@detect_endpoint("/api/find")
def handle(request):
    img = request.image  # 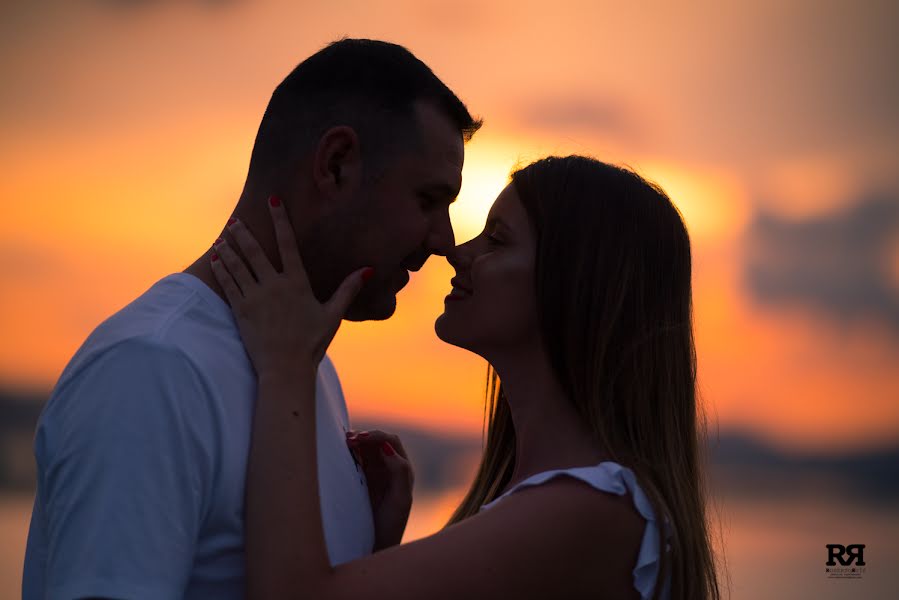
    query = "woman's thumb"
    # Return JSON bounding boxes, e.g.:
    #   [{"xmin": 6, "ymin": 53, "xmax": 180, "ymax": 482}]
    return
[{"xmin": 326, "ymin": 266, "xmax": 373, "ymax": 322}]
